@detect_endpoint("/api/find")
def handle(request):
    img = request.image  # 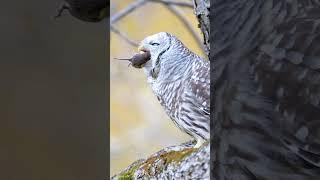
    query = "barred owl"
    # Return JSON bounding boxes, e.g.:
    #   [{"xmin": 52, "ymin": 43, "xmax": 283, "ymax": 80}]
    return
[{"xmin": 137, "ymin": 32, "xmax": 210, "ymax": 148}]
